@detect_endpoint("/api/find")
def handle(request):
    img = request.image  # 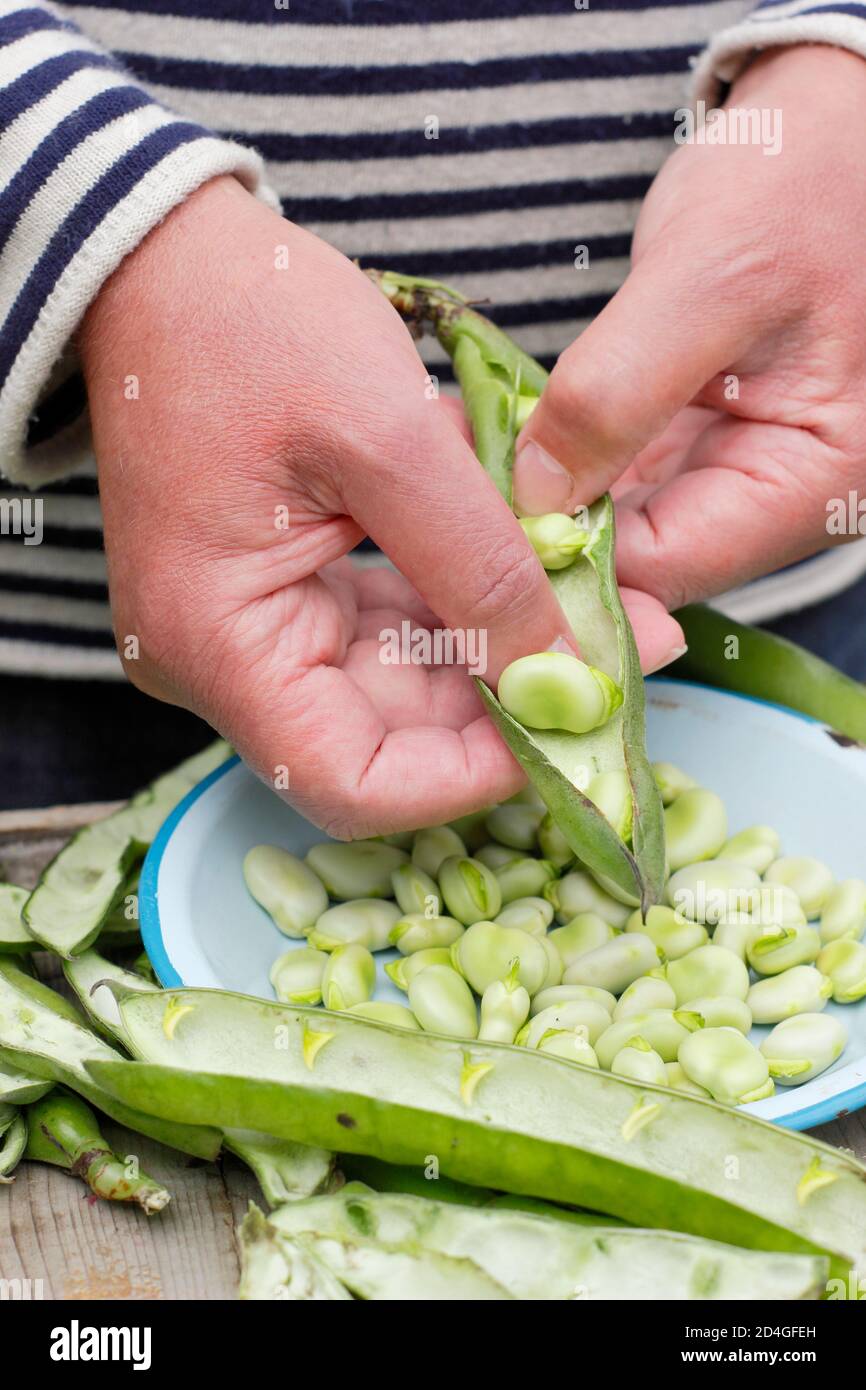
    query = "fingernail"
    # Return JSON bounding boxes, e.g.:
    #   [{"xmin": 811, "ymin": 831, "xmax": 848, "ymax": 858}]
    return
[
  {"xmin": 513, "ymin": 440, "xmax": 572, "ymax": 516},
  {"xmin": 547, "ymin": 633, "xmax": 578, "ymax": 655},
  {"xmin": 646, "ymin": 643, "xmax": 688, "ymax": 675}
]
